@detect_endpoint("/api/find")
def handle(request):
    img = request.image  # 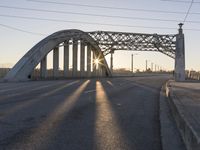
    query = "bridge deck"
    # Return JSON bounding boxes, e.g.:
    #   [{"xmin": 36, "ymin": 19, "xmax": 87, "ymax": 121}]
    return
[{"xmin": 0, "ymin": 76, "xmax": 170, "ymax": 150}]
